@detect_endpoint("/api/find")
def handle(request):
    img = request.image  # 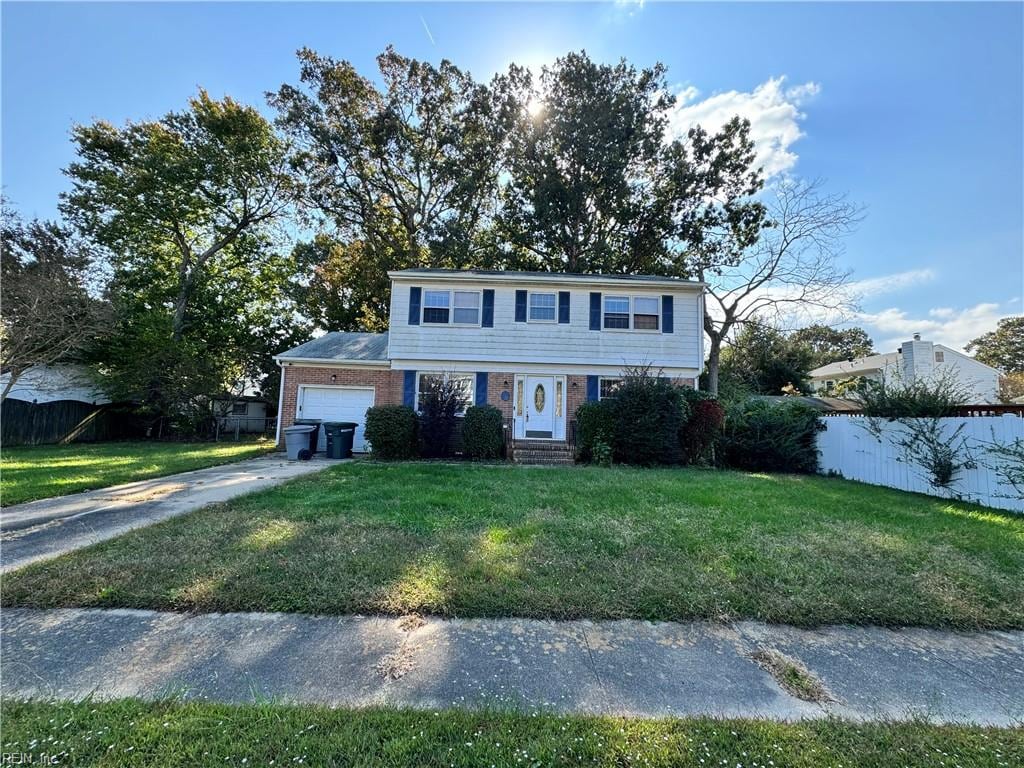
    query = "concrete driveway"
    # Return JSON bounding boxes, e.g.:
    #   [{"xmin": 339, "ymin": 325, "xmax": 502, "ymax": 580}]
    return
[{"xmin": 1, "ymin": 454, "xmax": 333, "ymax": 573}]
